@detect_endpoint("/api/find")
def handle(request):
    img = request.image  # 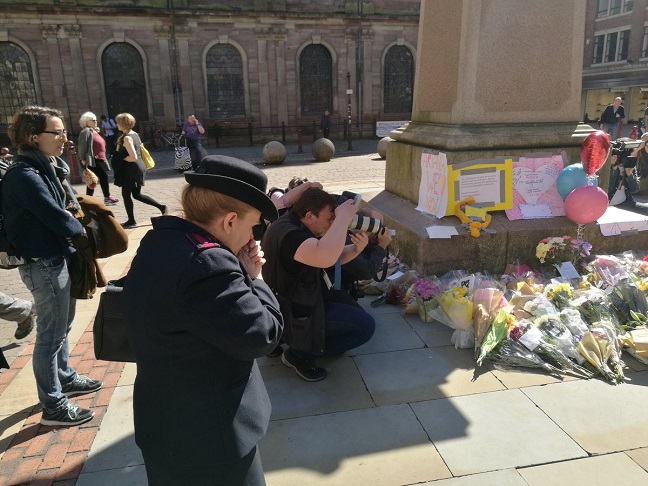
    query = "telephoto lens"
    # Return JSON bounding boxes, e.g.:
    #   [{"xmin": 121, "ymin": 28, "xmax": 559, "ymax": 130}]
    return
[{"xmin": 348, "ymin": 214, "xmax": 383, "ymax": 233}]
